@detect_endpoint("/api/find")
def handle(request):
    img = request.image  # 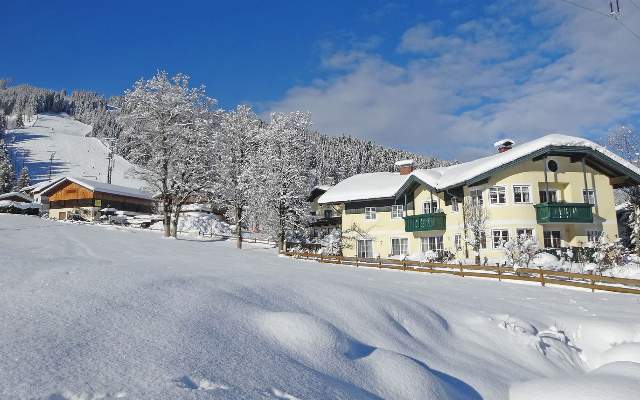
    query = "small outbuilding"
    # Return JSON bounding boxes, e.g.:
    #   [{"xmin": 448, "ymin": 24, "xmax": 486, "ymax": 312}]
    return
[{"xmin": 39, "ymin": 177, "xmax": 154, "ymax": 221}]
